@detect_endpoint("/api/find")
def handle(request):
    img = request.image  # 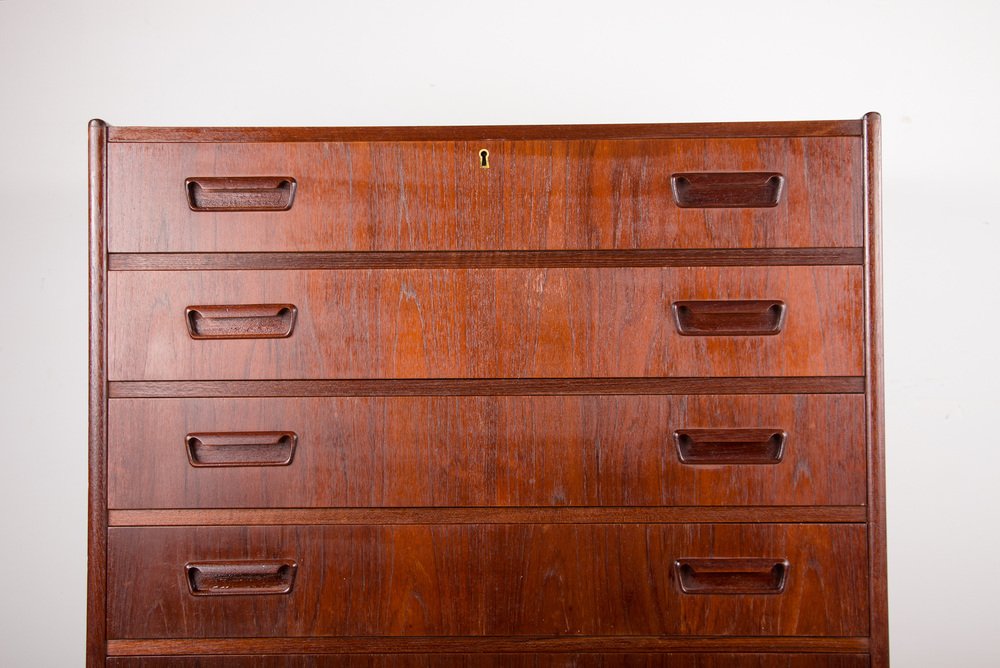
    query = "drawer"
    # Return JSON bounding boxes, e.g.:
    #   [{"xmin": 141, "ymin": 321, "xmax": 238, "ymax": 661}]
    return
[
  {"xmin": 106, "ymin": 654, "xmax": 872, "ymax": 667},
  {"xmin": 107, "ymin": 138, "xmax": 862, "ymax": 252},
  {"xmin": 107, "ymin": 267, "xmax": 863, "ymax": 380},
  {"xmin": 107, "ymin": 523, "xmax": 868, "ymax": 638},
  {"xmin": 109, "ymin": 395, "xmax": 866, "ymax": 508}
]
